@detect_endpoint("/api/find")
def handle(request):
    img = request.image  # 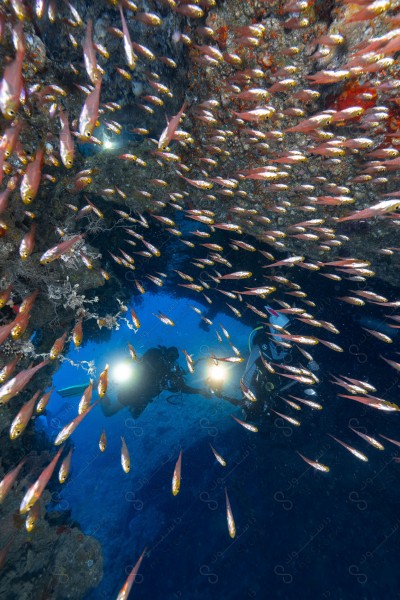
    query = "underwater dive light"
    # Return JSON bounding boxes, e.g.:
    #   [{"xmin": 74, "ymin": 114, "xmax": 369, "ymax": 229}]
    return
[
  {"xmin": 207, "ymin": 363, "xmax": 227, "ymax": 384},
  {"xmin": 103, "ymin": 137, "xmax": 114, "ymax": 150},
  {"xmin": 111, "ymin": 361, "xmax": 134, "ymax": 384}
]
